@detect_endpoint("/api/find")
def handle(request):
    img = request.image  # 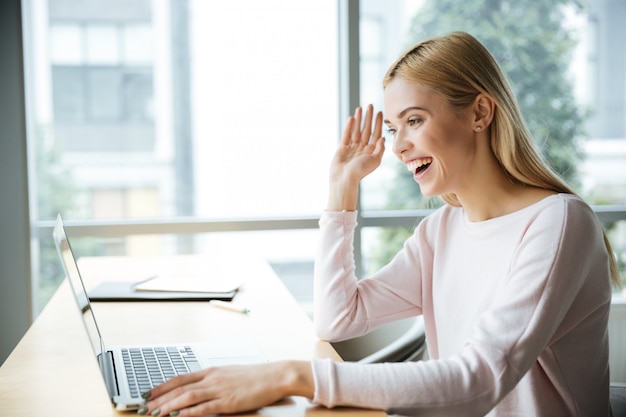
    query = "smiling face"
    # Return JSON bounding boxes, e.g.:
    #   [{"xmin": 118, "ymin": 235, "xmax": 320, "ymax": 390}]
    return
[{"xmin": 384, "ymin": 77, "xmax": 480, "ymax": 197}]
